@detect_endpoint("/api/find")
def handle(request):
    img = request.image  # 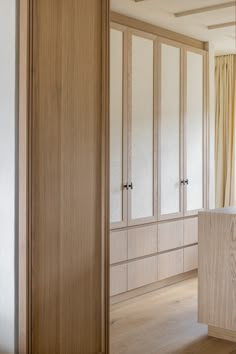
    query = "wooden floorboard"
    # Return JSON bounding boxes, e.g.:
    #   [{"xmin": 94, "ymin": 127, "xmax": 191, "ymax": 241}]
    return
[{"xmin": 110, "ymin": 277, "xmax": 236, "ymax": 354}]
